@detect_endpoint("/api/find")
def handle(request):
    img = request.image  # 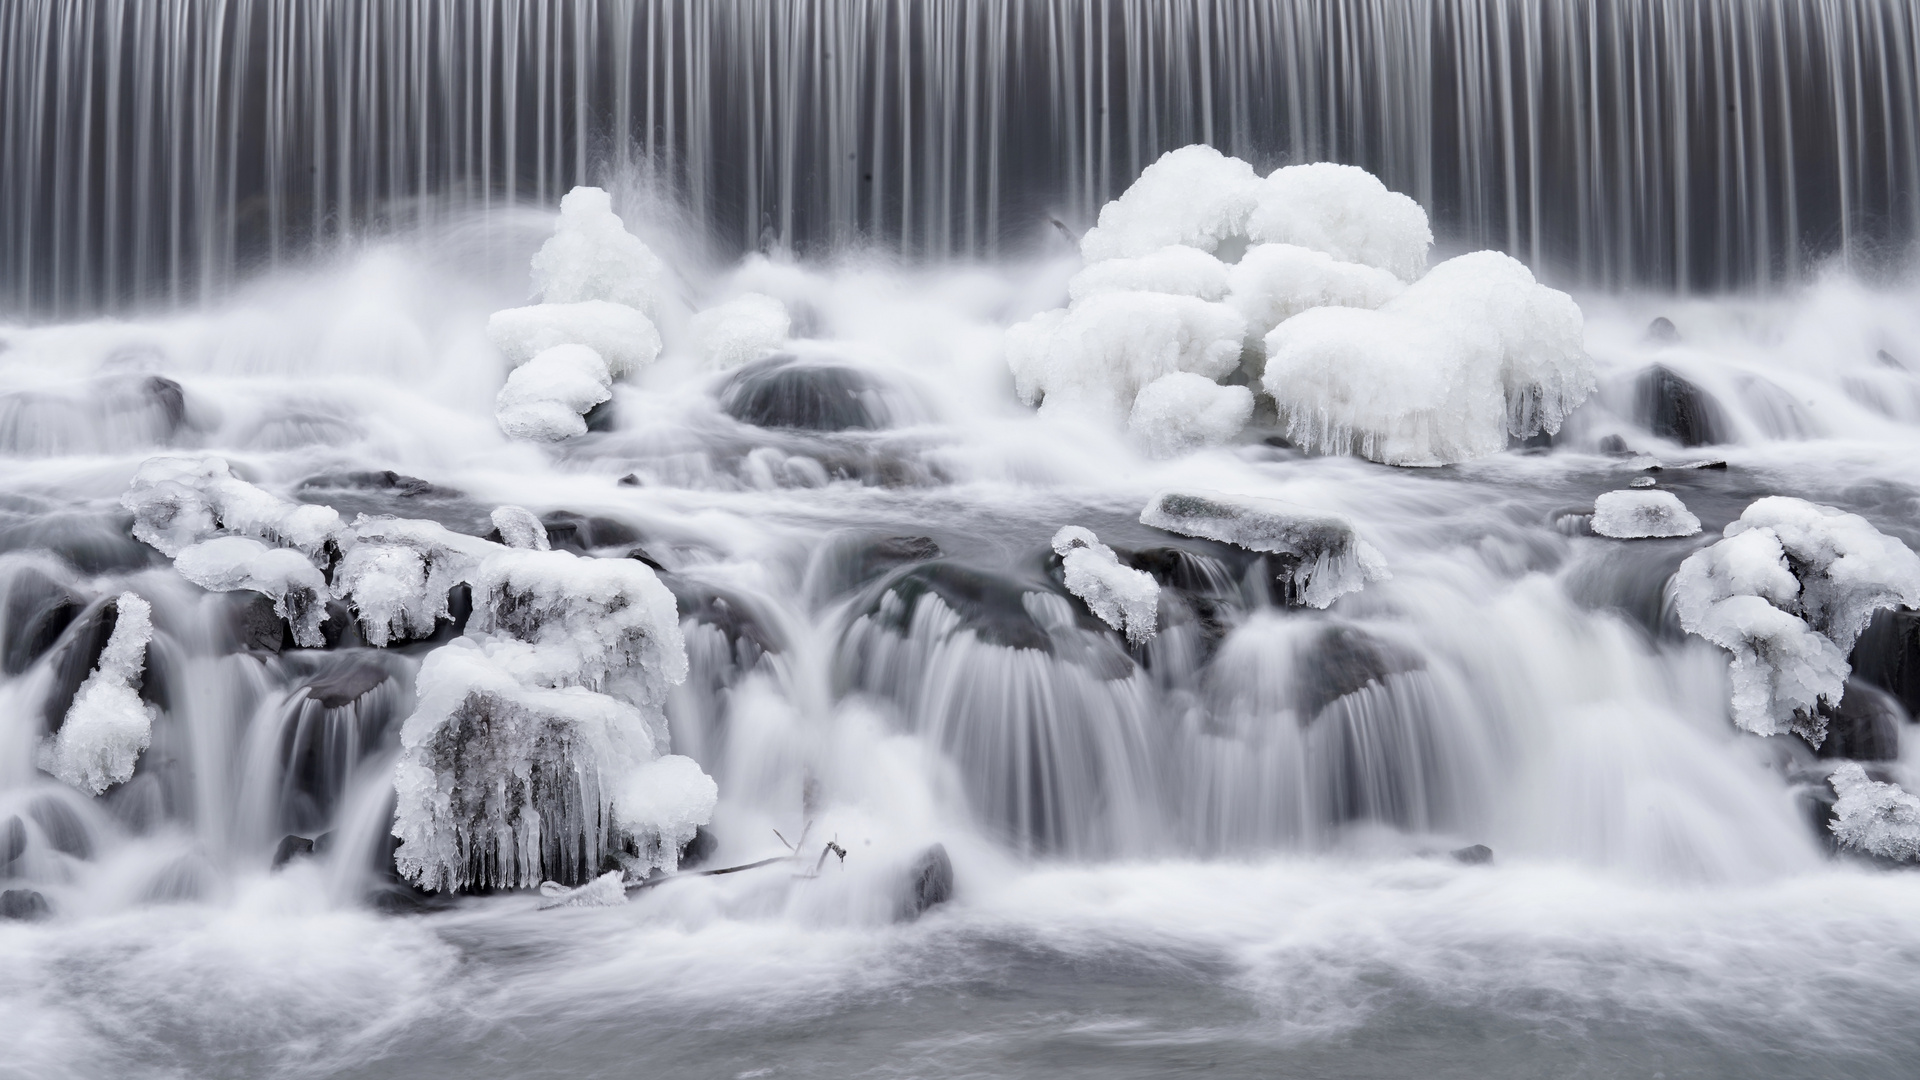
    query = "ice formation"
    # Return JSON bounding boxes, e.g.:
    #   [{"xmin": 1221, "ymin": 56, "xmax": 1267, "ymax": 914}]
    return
[
  {"xmin": 40, "ymin": 593, "xmax": 157, "ymax": 795},
  {"xmin": 1672, "ymin": 497, "xmax": 1920, "ymax": 740},
  {"xmin": 333, "ymin": 516, "xmax": 498, "ymax": 647},
  {"xmin": 1052, "ymin": 526, "xmax": 1160, "ymax": 645},
  {"xmin": 392, "ymin": 548, "xmax": 708, "ymax": 892},
  {"xmin": 1078, "ymin": 145, "xmax": 1259, "ymax": 262},
  {"xmin": 1068, "ymin": 246, "xmax": 1231, "ymax": 303},
  {"xmin": 538, "ymin": 870, "xmax": 630, "ymax": 909},
  {"xmin": 124, "ymin": 455, "xmax": 343, "ymax": 559},
  {"xmin": 495, "ymin": 344, "xmax": 614, "ymax": 442},
  {"xmin": 1262, "ymin": 251, "xmax": 1590, "ymax": 465},
  {"xmin": 1591, "ymin": 489, "xmax": 1702, "ymax": 539},
  {"xmin": 1245, "ymin": 162, "xmax": 1434, "ymax": 282},
  {"xmin": 1140, "ymin": 489, "xmax": 1389, "ymax": 608},
  {"xmin": 486, "ymin": 301, "xmax": 663, "ymax": 377},
  {"xmin": 690, "ymin": 292, "xmax": 790, "ymax": 370},
  {"xmin": 1224, "ymin": 243, "xmax": 1405, "ymax": 347},
  {"xmin": 1828, "ymin": 763, "xmax": 1920, "ymax": 862},
  {"xmin": 176, "ymin": 536, "xmax": 332, "ymax": 647},
  {"xmin": 528, "ymin": 186, "xmax": 672, "ymax": 321},
  {"xmin": 1127, "ymin": 372, "xmax": 1254, "ymax": 457},
  {"xmin": 490, "ymin": 506, "xmax": 552, "ymax": 551},
  {"xmin": 1005, "ymin": 293, "xmax": 1246, "ymax": 423}
]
